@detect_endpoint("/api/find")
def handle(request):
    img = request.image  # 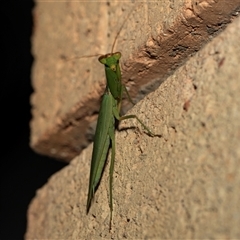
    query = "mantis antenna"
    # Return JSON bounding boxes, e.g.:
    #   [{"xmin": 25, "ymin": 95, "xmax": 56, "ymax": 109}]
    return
[
  {"xmin": 65, "ymin": 4, "xmax": 140, "ymax": 61},
  {"xmin": 111, "ymin": 3, "xmax": 140, "ymax": 53}
]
